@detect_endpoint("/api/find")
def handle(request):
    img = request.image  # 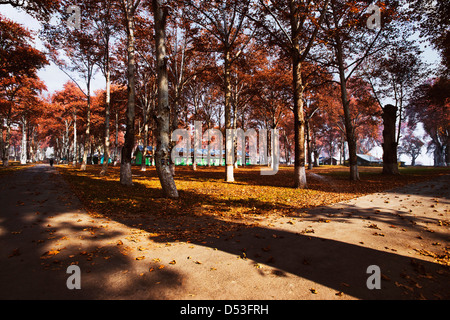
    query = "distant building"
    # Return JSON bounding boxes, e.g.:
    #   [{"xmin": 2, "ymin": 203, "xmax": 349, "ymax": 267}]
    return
[
  {"xmin": 319, "ymin": 156, "xmax": 339, "ymax": 165},
  {"xmin": 356, "ymin": 154, "xmax": 382, "ymax": 166}
]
